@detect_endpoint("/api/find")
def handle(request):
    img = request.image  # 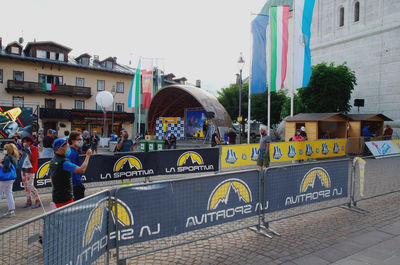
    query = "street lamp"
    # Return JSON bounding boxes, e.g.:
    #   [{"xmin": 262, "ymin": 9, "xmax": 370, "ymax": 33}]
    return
[
  {"xmin": 111, "ymin": 85, "xmax": 116, "ymax": 137},
  {"xmin": 237, "ymin": 52, "xmax": 245, "ymax": 144}
]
